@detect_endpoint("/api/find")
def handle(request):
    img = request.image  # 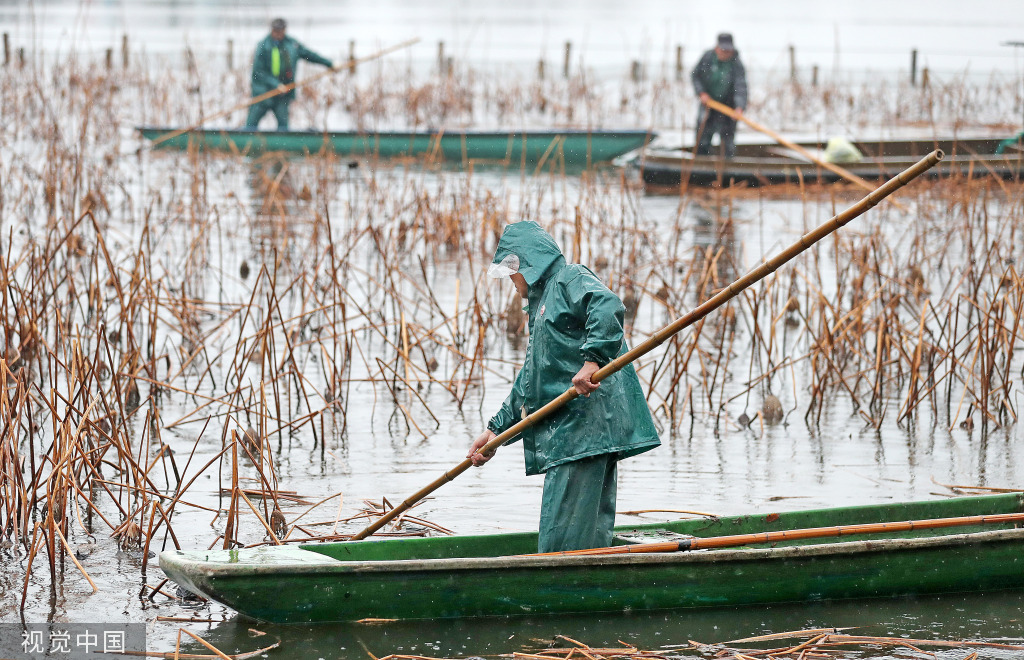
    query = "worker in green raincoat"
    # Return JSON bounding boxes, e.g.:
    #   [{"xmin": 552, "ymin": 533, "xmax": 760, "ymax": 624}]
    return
[
  {"xmin": 468, "ymin": 221, "xmax": 660, "ymax": 553},
  {"xmin": 246, "ymin": 18, "xmax": 334, "ymax": 130}
]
